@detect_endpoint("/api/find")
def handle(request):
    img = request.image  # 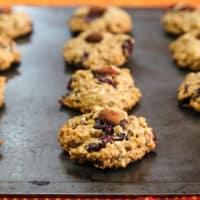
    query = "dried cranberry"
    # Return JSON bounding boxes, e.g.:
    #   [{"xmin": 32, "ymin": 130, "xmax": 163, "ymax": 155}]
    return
[
  {"xmin": 94, "ymin": 73, "xmax": 117, "ymax": 88},
  {"xmin": 94, "ymin": 119, "xmax": 114, "ymax": 134},
  {"xmin": 86, "ymin": 7, "xmax": 107, "ymax": 22},
  {"xmin": 81, "ymin": 51, "xmax": 89, "ymax": 61},
  {"xmin": 122, "ymin": 39, "xmax": 133, "ymax": 57},
  {"xmin": 85, "ymin": 33, "xmax": 103, "ymax": 43},
  {"xmin": 115, "ymin": 133, "xmax": 129, "ymax": 141},
  {"xmin": 100, "ymin": 134, "xmax": 114, "ymax": 144},
  {"xmin": 86, "ymin": 142, "xmax": 104, "ymax": 152}
]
